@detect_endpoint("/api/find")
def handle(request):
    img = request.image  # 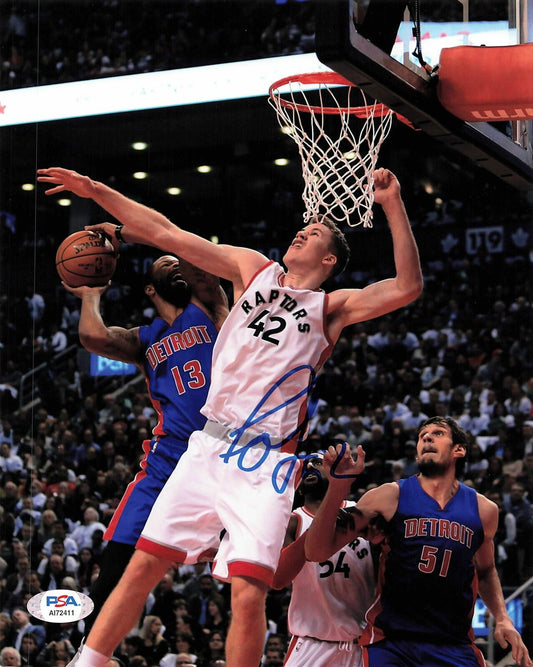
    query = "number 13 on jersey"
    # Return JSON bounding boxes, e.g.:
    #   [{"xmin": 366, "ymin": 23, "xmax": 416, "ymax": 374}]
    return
[{"xmin": 171, "ymin": 360, "xmax": 206, "ymax": 395}]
